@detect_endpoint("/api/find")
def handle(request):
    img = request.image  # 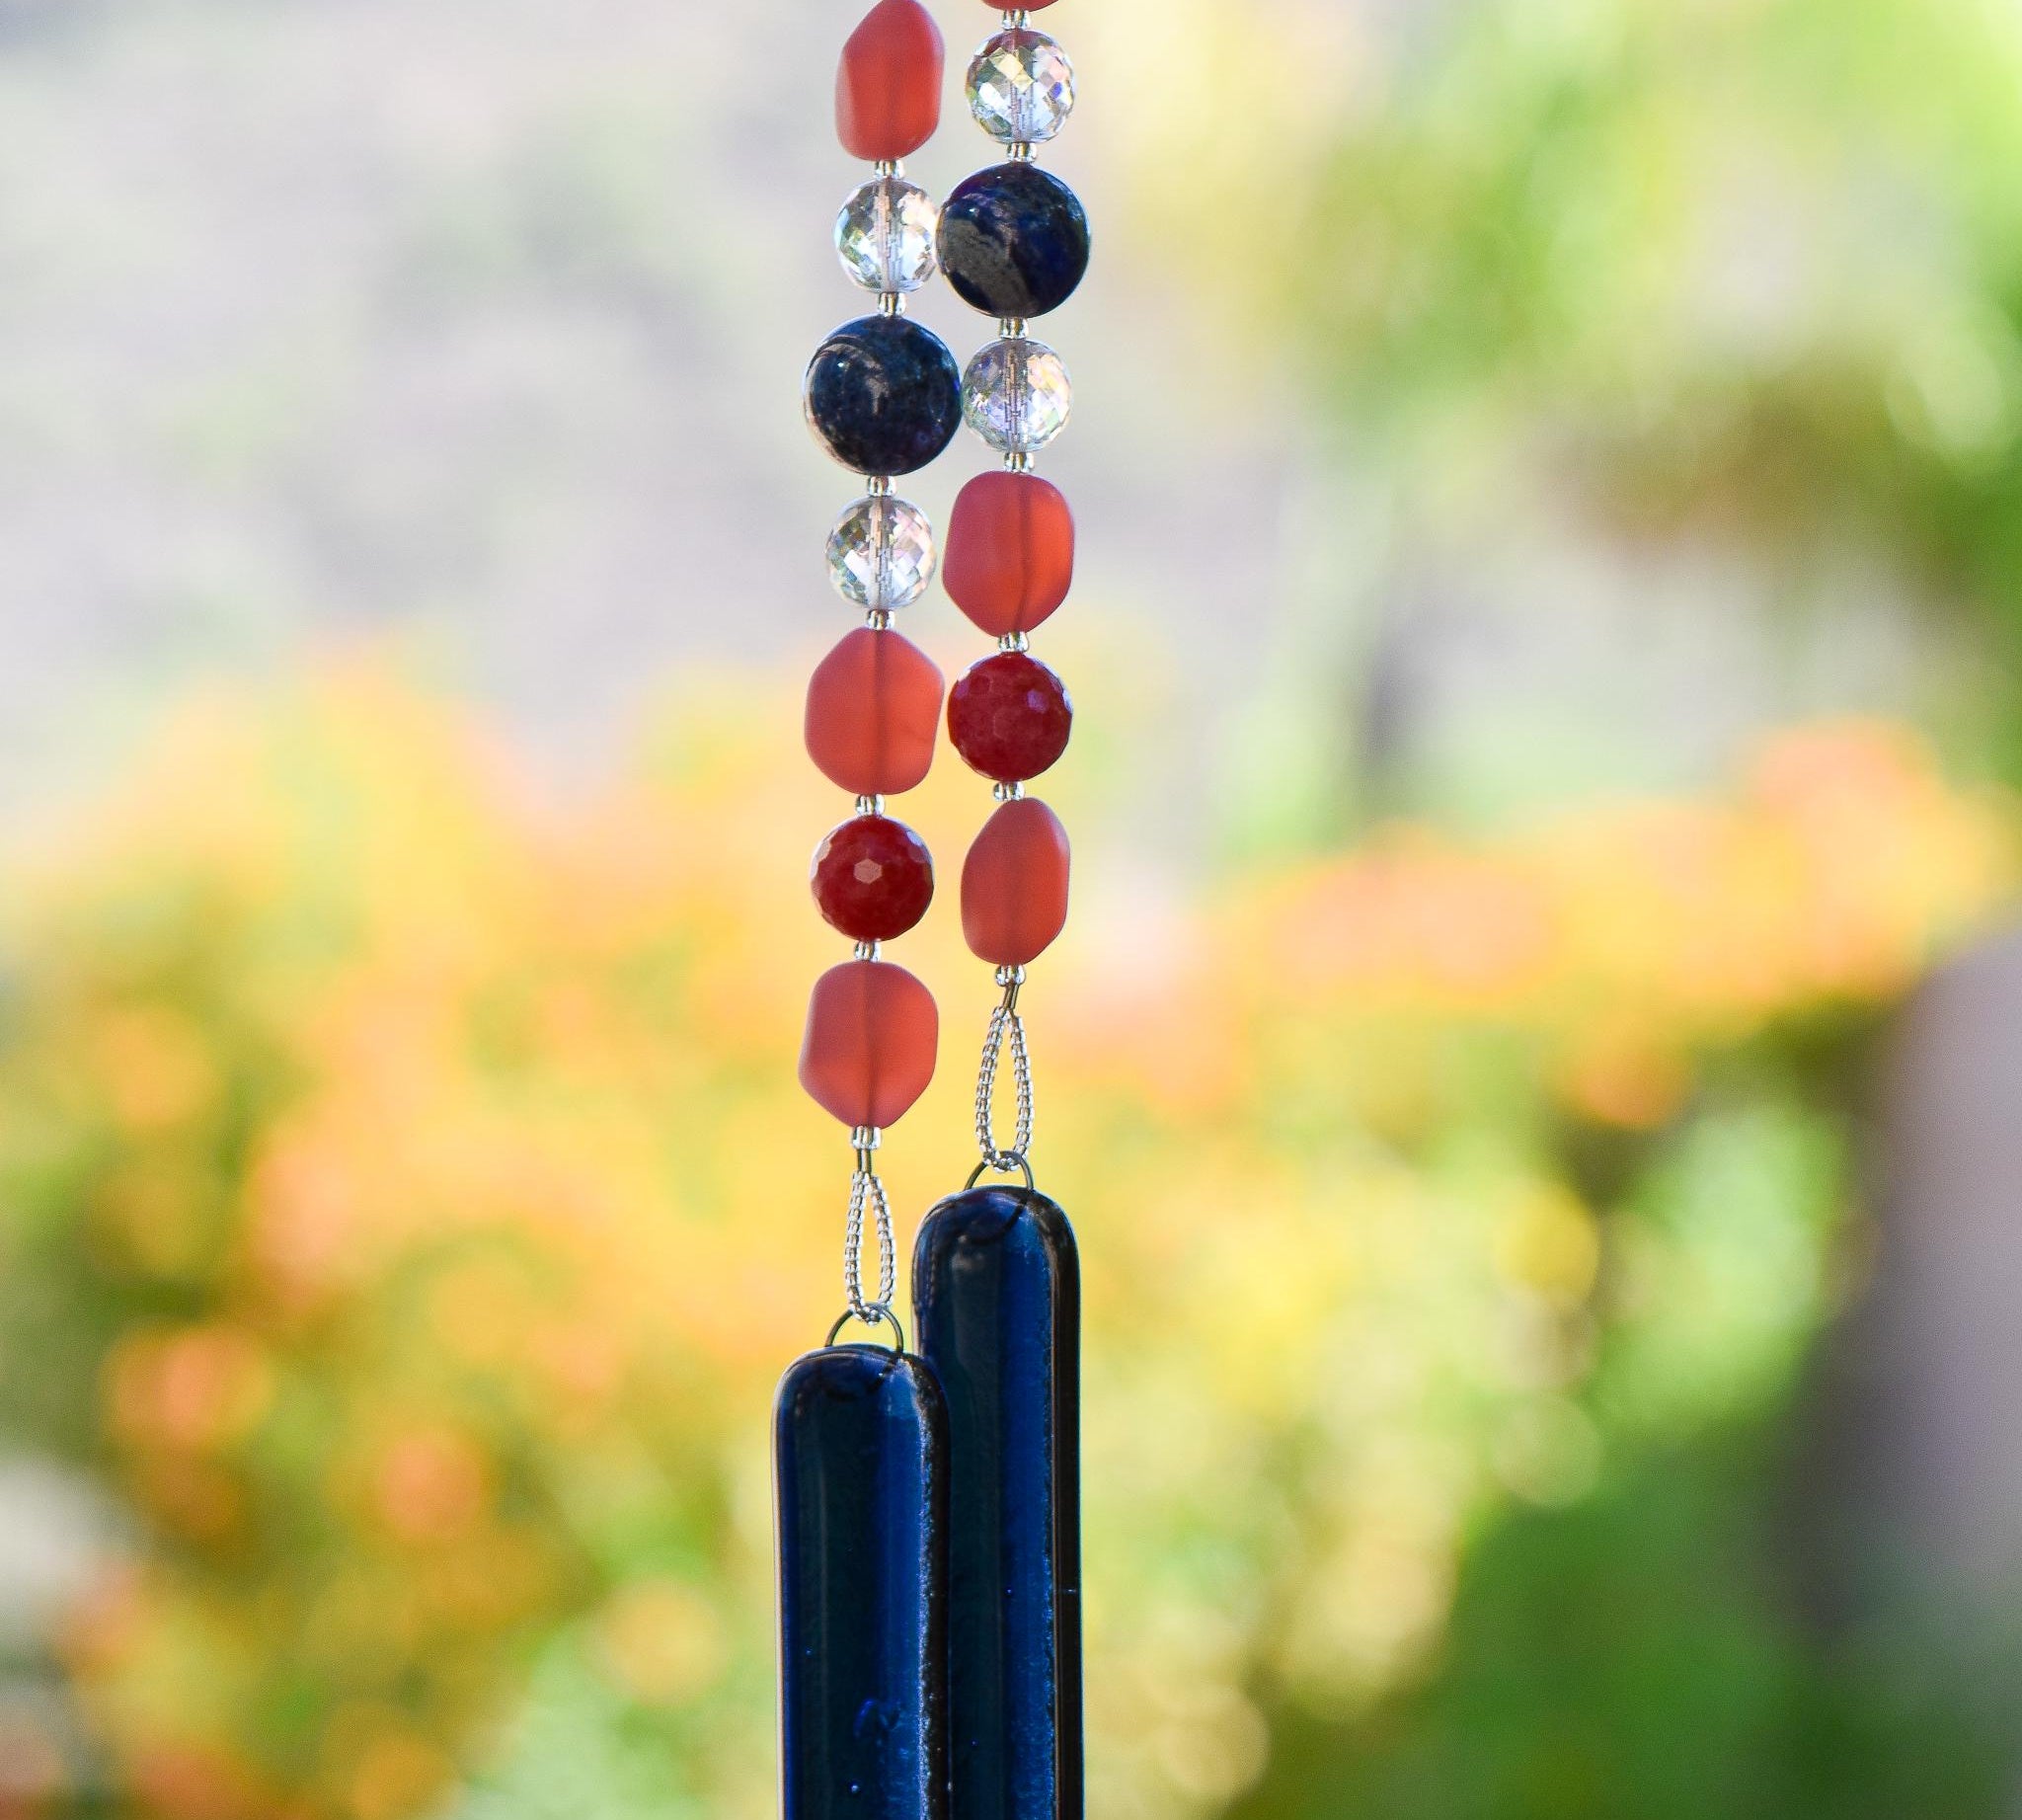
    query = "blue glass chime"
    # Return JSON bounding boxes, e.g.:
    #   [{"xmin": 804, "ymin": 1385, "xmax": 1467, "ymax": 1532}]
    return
[{"xmin": 775, "ymin": 1180, "xmax": 1081, "ymax": 1820}]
